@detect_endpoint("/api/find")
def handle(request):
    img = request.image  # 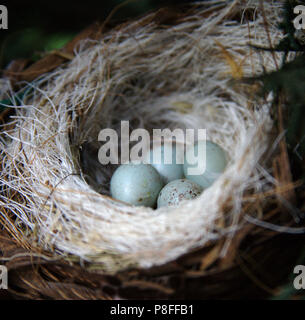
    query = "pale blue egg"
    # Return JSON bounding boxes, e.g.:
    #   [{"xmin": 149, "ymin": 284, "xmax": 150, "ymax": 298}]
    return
[
  {"xmin": 157, "ymin": 179, "xmax": 203, "ymax": 208},
  {"xmin": 110, "ymin": 163, "xmax": 164, "ymax": 208},
  {"xmin": 144, "ymin": 143, "xmax": 184, "ymax": 184},
  {"xmin": 183, "ymin": 140, "xmax": 227, "ymax": 188}
]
